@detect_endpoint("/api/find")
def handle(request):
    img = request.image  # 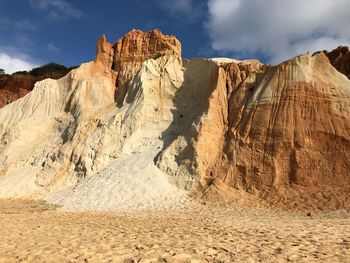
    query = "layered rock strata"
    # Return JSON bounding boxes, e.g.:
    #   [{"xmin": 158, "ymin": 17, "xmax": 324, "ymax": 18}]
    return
[
  {"xmin": 202, "ymin": 54, "xmax": 350, "ymax": 209},
  {"xmin": 0, "ymin": 29, "xmax": 349, "ymax": 210}
]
